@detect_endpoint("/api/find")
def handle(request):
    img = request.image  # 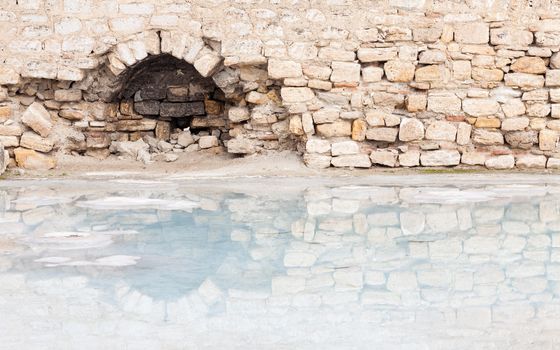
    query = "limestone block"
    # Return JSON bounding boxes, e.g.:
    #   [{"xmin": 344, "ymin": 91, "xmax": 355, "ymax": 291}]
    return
[
  {"xmin": 552, "ymin": 105, "xmax": 560, "ymax": 119},
  {"xmin": 352, "ymin": 119, "xmax": 367, "ymax": 141},
  {"xmin": 490, "ymin": 28, "xmax": 533, "ymax": 46},
  {"xmin": 547, "ymin": 158, "xmax": 560, "ymax": 169},
  {"xmin": 115, "ymin": 119, "xmax": 157, "ymax": 132},
  {"xmin": 331, "ymin": 154, "xmax": 371, "ymax": 168},
  {"xmin": 303, "ymin": 65, "xmax": 332, "ymax": 80},
  {"xmin": 281, "ymin": 87, "xmax": 314, "ymax": 103},
  {"xmin": 308, "ymin": 80, "xmax": 332, "ymax": 91},
  {"xmin": 318, "ymin": 47, "xmax": 355, "ymax": 61},
  {"xmin": 193, "ymin": 53, "xmax": 222, "ymax": 78},
  {"xmin": 413, "ymin": 27, "xmax": 442, "ymax": 42},
  {"xmin": 365, "ymin": 110, "xmax": 386, "ymax": 126},
  {"xmin": 539, "ymin": 129, "xmax": 558, "ymax": 151},
  {"xmin": 108, "ymin": 17, "xmax": 145, "ymax": 34},
  {"xmin": 415, "ymin": 65, "xmax": 446, "ymax": 83},
  {"xmin": 399, "ymin": 150, "xmax": 420, "ymax": 167},
  {"xmin": 504, "ymin": 73, "xmax": 545, "ymax": 90},
  {"xmin": 331, "ymin": 141, "xmax": 359, "ymax": 156},
  {"xmin": 462, "ymin": 151, "xmax": 488, "ymax": 165},
  {"xmin": 384, "ymin": 60, "xmax": 415, "ymax": 82},
  {"xmin": 472, "ymin": 68, "xmax": 504, "ymax": 81},
  {"xmin": 370, "ymin": 150, "xmax": 398, "ymax": 167},
  {"xmin": 502, "ymin": 99, "xmax": 526, "ymax": 117},
  {"xmin": 362, "ymin": 66, "xmax": 384, "ymax": 82},
  {"xmin": 454, "ymin": 22, "xmax": 489, "ymax": 44},
  {"xmin": 357, "ymin": 48, "xmax": 397, "ymax": 62},
  {"xmin": 384, "ymin": 114, "xmax": 401, "ymax": 127},
  {"xmin": 418, "ymin": 50, "xmax": 446, "ymax": 64},
  {"xmin": 289, "ymin": 115, "xmax": 304, "ymax": 135},
  {"xmin": 0, "ymin": 136, "xmax": 19, "ymax": 147},
  {"xmin": 457, "ymin": 123, "xmax": 472, "ymax": 145},
  {"xmin": 313, "ymin": 108, "xmax": 340, "ymax": 124},
  {"xmin": 399, "ymin": 118, "xmax": 424, "ymax": 141},
  {"xmin": 302, "ymin": 113, "xmax": 315, "ymax": 134},
  {"xmin": 177, "ymin": 131, "xmax": 195, "ymax": 148},
  {"xmin": 526, "ymin": 103, "xmax": 550, "ymax": 117},
  {"xmin": 227, "ymin": 138, "xmax": 257, "ymax": 154},
  {"xmin": 268, "ymin": 59, "xmax": 302, "ymax": 79},
  {"xmin": 462, "ymin": 98, "xmax": 500, "ymax": 117},
  {"xmin": 511, "ymin": 57, "xmax": 546, "ymax": 74},
  {"xmin": 516, "ymin": 154, "xmax": 547, "ymax": 169},
  {"xmin": 475, "ymin": 117, "xmax": 501, "ymax": 128},
  {"xmin": 473, "ymin": 129, "xmax": 504, "ymax": 145},
  {"xmin": 405, "ymin": 95, "xmax": 427, "ymax": 112},
  {"xmin": 198, "ymin": 136, "xmax": 219, "ymax": 149},
  {"xmin": 427, "ymin": 93, "xmax": 462, "ymax": 114},
  {"xmin": 420, "ymin": 150, "xmax": 461, "ymax": 166},
  {"xmin": 304, "ymin": 153, "xmax": 331, "ymax": 169},
  {"xmin": 485, "ymin": 155, "xmax": 514, "ymax": 170},
  {"xmin": 155, "ymin": 121, "xmax": 170, "ymax": 141},
  {"xmin": 134, "ymin": 101, "xmax": 160, "ymax": 116},
  {"xmin": 551, "ymin": 52, "xmax": 560, "ymax": 69},
  {"xmin": 505, "ymin": 131, "xmax": 538, "ymax": 149},
  {"xmin": 425, "ymin": 121, "xmax": 457, "ymax": 141},
  {"xmin": 306, "ymin": 138, "xmax": 331, "ymax": 154},
  {"xmin": 0, "ymin": 67, "xmax": 20, "ymax": 85},
  {"xmin": 366, "ymin": 127, "xmax": 398, "ymax": 142},
  {"xmin": 316, "ymin": 120, "xmax": 352, "ymax": 137},
  {"xmin": 228, "ymin": 107, "xmax": 250, "ymax": 123},
  {"xmin": 330, "ymin": 62, "xmax": 361, "ymax": 84},
  {"xmin": 502, "ymin": 117, "xmax": 529, "ymax": 131},
  {"xmin": 523, "ymin": 89, "xmax": 552, "ymax": 102},
  {"xmin": 546, "ymin": 70, "xmax": 560, "ymax": 87},
  {"xmin": 14, "ymin": 147, "xmax": 56, "ymax": 170},
  {"xmin": 0, "ymin": 124, "xmax": 23, "ymax": 137},
  {"xmin": 21, "ymin": 102, "xmax": 53, "ymax": 138},
  {"xmin": 452, "ymin": 61, "xmax": 472, "ymax": 81},
  {"xmin": 20, "ymin": 132, "xmax": 53, "ymax": 153}
]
